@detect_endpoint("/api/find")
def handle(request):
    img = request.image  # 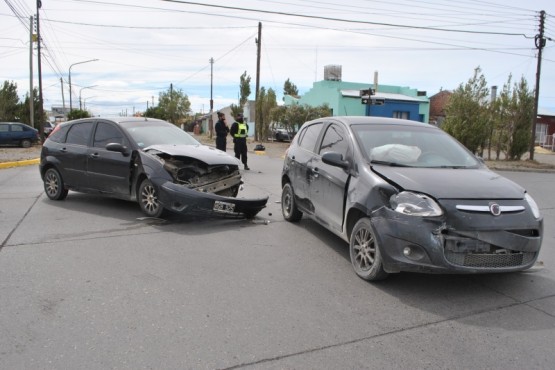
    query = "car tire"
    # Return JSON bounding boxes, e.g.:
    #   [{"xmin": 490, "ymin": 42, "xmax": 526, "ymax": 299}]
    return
[
  {"xmin": 350, "ymin": 218, "xmax": 388, "ymax": 281},
  {"xmin": 21, "ymin": 139, "xmax": 32, "ymax": 148},
  {"xmin": 43, "ymin": 168, "xmax": 69, "ymax": 200},
  {"xmin": 281, "ymin": 182, "xmax": 302, "ymax": 222},
  {"xmin": 138, "ymin": 178, "xmax": 165, "ymax": 218}
]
